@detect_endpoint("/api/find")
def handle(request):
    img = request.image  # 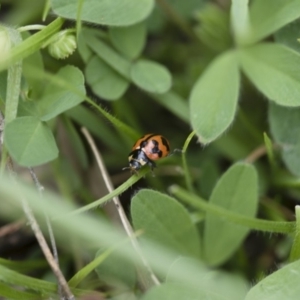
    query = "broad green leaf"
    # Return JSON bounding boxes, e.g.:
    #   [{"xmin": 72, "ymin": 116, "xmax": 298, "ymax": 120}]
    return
[
  {"xmin": 84, "ymin": 29, "xmax": 172, "ymax": 96},
  {"xmin": 140, "ymin": 283, "xmax": 201, "ymax": 300},
  {"xmin": 130, "ymin": 59, "xmax": 172, "ymax": 94},
  {"xmin": 204, "ymin": 163, "xmax": 258, "ymax": 266},
  {"xmin": 38, "ymin": 65, "xmax": 85, "ymax": 121},
  {"xmin": 51, "ymin": 0, "xmax": 154, "ymax": 26},
  {"xmin": 109, "ymin": 22, "xmax": 146, "ymax": 60},
  {"xmin": 194, "ymin": 4, "xmax": 232, "ymax": 52},
  {"xmin": 189, "ymin": 50, "xmax": 240, "ymax": 144},
  {"xmin": 269, "ymin": 102, "xmax": 300, "ymax": 176},
  {"xmin": 95, "ymin": 248, "xmax": 136, "ymax": 288},
  {"xmin": 245, "ymin": 259, "xmax": 300, "ymax": 300},
  {"xmin": 131, "ymin": 189, "xmax": 201, "ymax": 266},
  {"xmin": 167, "ymin": 257, "xmax": 248, "ymax": 300},
  {"xmin": 248, "ymin": 0, "xmax": 300, "ymax": 44},
  {"xmin": 239, "ymin": 43, "xmax": 300, "ymax": 106},
  {"xmin": 4, "ymin": 116, "xmax": 58, "ymax": 166},
  {"xmin": 84, "ymin": 29, "xmax": 131, "ymax": 78},
  {"xmin": 274, "ymin": 19, "xmax": 300, "ymax": 53},
  {"xmin": 85, "ymin": 56, "xmax": 129, "ymax": 100}
]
